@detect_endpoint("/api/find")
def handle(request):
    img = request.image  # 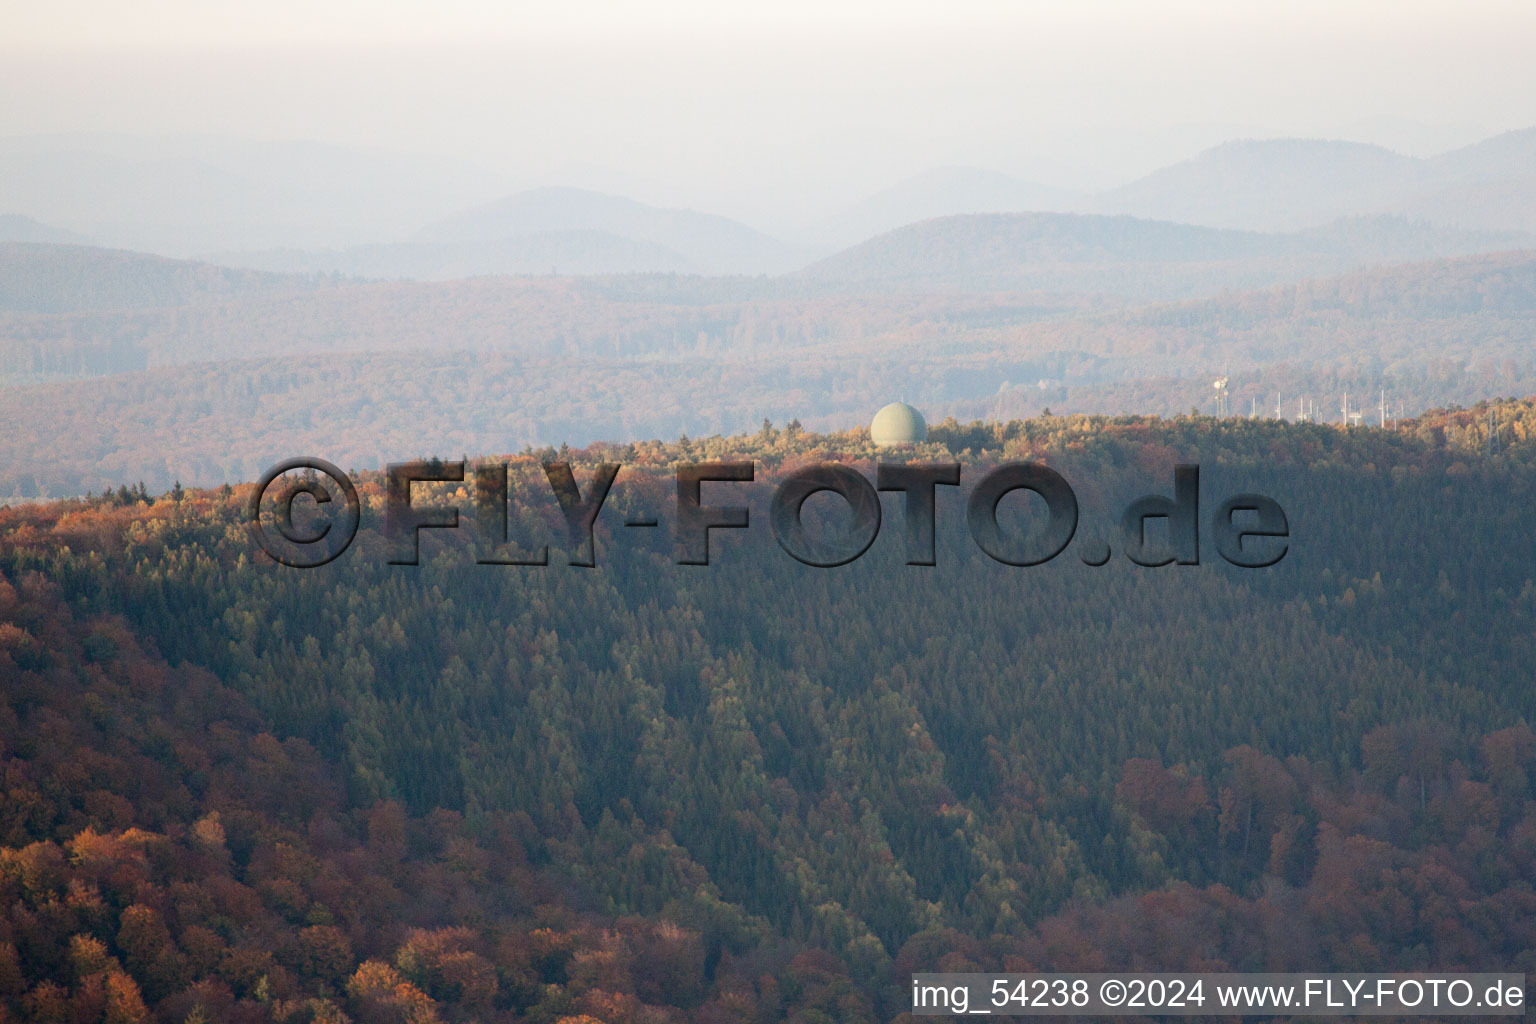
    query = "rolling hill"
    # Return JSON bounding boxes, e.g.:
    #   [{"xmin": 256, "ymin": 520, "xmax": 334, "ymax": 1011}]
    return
[
  {"xmin": 1424, "ymin": 125, "xmax": 1536, "ymax": 183},
  {"xmin": 0, "ymin": 242, "xmax": 335, "ymax": 314},
  {"xmin": 3, "ymin": 405, "xmax": 1536, "ymax": 1019},
  {"xmin": 1390, "ymin": 176, "xmax": 1536, "ymax": 235},
  {"xmin": 3, "ymin": 249, "xmax": 1534, "ymax": 497},
  {"xmin": 793, "ymin": 210, "xmax": 1533, "ymax": 295},
  {"xmin": 212, "ymin": 187, "xmax": 818, "ymax": 279},
  {"xmin": 410, "ymin": 186, "xmax": 814, "ymax": 276},
  {"xmin": 1093, "ymin": 139, "xmax": 1423, "ymax": 231},
  {"xmin": 214, "ymin": 230, "xmax": 699, "ymax": 279},
  {"xmin": 806, "ymin": 167, "xmax": 1080, "ymax": 248},
  {"xmin": 8, "ymin": 126, "xmax": 1535, "ymax": 282},
  {"xmin": 1094, "ymin": 130, "xmax": 1536, "ymax": 235},
  {"xmin": 0, "ymin": 214, "xmax": 89, "ymax": 245}
]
